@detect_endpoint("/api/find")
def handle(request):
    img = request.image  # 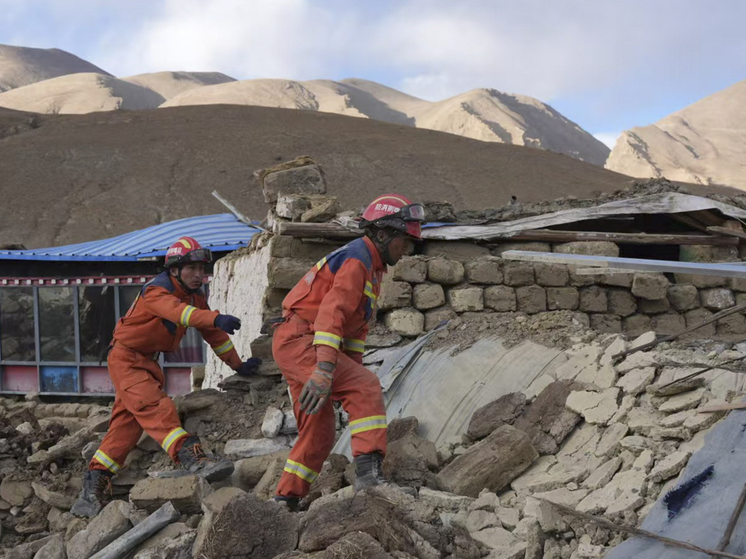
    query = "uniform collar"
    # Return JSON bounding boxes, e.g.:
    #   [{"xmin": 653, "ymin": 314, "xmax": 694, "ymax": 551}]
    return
[
  {"xmin": 363, "ymin": 236, "xmax": 386, "ymax": 271},
  {"xmin": 167, "ymin": 272, "xmax": 190, "ymax": 297}
]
